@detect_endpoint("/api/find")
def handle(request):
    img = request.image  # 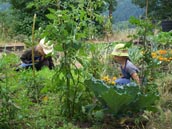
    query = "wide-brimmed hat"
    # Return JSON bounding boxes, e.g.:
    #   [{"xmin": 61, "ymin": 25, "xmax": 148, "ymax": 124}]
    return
[
  {"xmin": 111, "ymin": 43, "xmax": 129, "ymax": 57},
  {"xmin": 39, "ymin": 38, "xmax": 53, "ymax": 55}
]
